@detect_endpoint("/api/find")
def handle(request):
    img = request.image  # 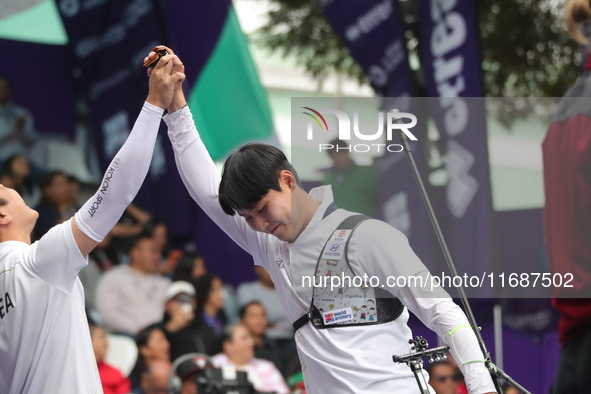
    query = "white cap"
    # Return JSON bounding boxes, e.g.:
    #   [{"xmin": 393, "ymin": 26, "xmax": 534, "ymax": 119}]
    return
[{"xmin": 165, "ymin": 281, "xmax": 196, "ymax": 301}]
